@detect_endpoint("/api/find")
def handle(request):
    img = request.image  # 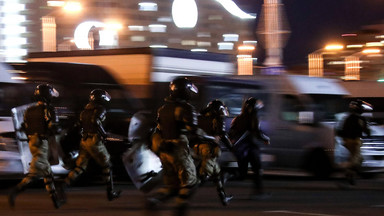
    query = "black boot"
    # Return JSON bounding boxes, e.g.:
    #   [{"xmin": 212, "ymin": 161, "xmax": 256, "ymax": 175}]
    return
[
  {"xmin": 106, "ymin": 170, "xmax": 122, "ymax": 201},
  {"xmin": 174, "ymin": 203, "xmax": 188, "ymax": 216},
  {"xmin": 346, "ymin": 170, "xmax": 356, "ymax": 186},
  {"xmin": 107, "ymin": 188, "xmax": 122, "ymax": 201},
  {"xmin": 8, "ymin": 187, "xmax": 21, "ymax": 208},
  {"xmin": 8, "ymin": 181, "xmax": 31, "ymax": 209},
  {"xmin": 218, "ymin": 190, "xmax": 233, "ymax": 206},
  {"xmin": 8, "ymin": 176, "xmax": 36, "ymax": 208},
  {"xmin": 215, "ymin": 175, "xmax": 233, "ymax": 206},
  {"xmin": 55, "ymin": 179, "xmax": 68, "ymax": 200},
  {"xmin": 50, "ymin": 191, "xmax": 65, "ymax": 209}
]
